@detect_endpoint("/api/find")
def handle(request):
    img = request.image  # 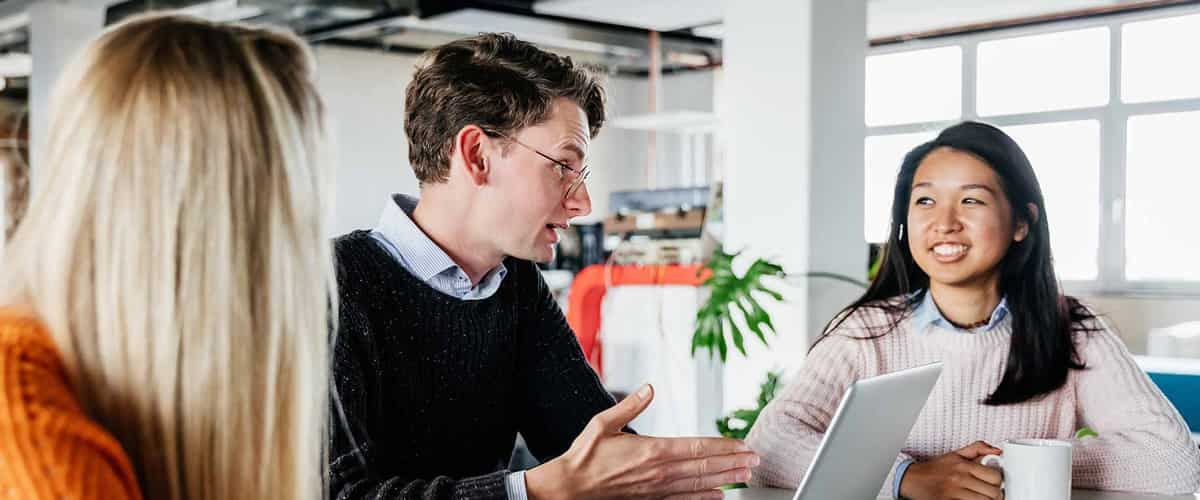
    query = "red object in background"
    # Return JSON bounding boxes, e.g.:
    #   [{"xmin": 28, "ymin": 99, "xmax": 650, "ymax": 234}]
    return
[{"xmin": 565, "ymin": 264, "xmax": 710, "ymax": 378}]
